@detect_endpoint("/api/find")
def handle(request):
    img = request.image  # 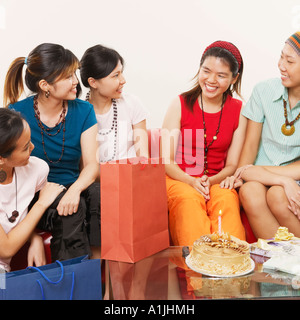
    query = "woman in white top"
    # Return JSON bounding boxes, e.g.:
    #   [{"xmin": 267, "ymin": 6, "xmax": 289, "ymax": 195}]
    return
[
  {"xmin": 0, "ymin": 109, "xmax": 63, "ymax": 271},
  {"xmin": 80, "ymin": 45, "xmax": 149, "ymax": 163}
]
